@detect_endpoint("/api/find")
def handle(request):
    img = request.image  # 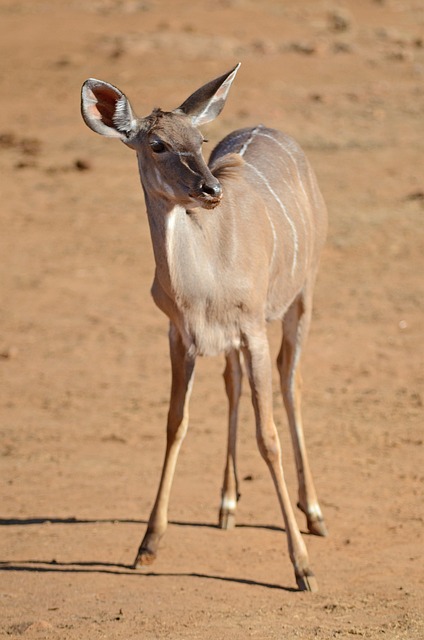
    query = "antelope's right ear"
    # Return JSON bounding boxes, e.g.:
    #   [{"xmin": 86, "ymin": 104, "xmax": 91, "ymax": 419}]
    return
[{"xmin": 81, "ymin": 78, "xmax": 138, "ymax": 141}]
